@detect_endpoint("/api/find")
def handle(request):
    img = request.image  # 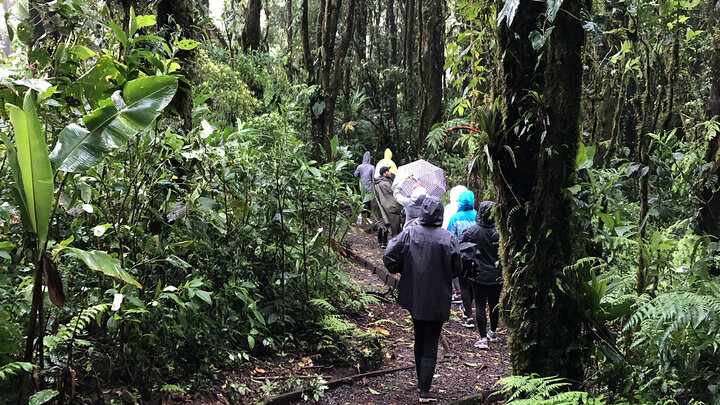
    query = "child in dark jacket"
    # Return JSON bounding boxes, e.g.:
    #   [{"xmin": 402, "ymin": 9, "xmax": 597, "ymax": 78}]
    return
[{"xmin": 459, "ymin": 201, "xmax": 503, "ymax": 350}]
